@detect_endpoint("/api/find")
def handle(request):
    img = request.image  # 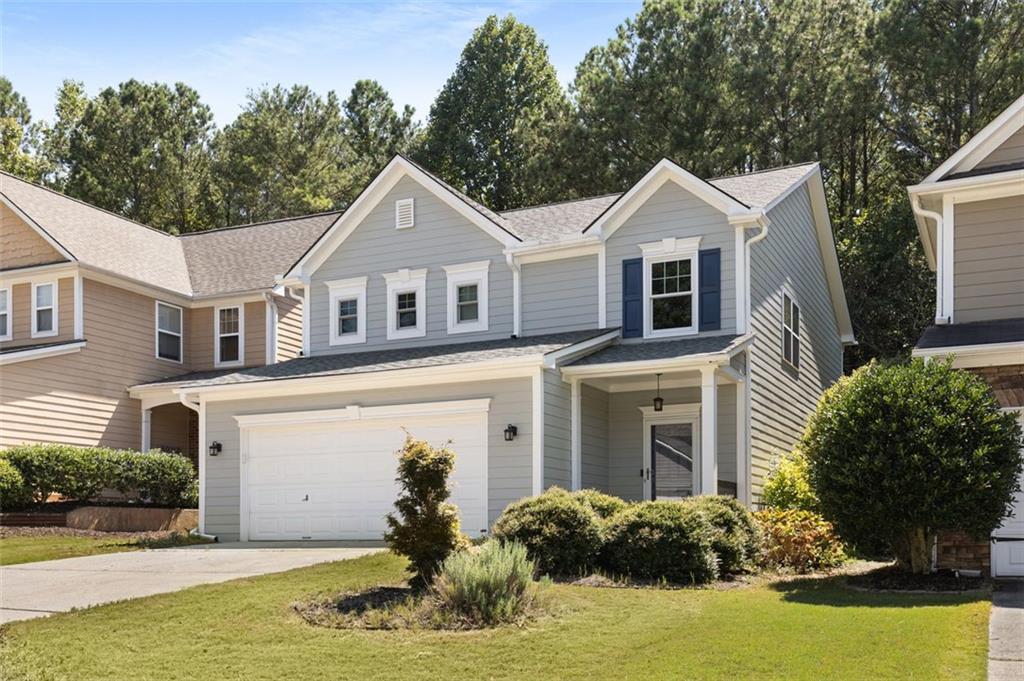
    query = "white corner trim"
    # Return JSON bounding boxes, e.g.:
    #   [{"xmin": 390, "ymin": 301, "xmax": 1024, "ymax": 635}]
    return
[
  {"xmin": 507, "ymin": 253, "xmax": 522, "ymax": 337},
  {"xmin": 30, "ymin": 280, "xmax": 58, "ymax": 338},
  {"xmin": 384, "ymin": 268, "xmax": 428, "ymax": 340},
  {"xmin": 301, "ymin": 284, "xmax": 310, "ymax": 357},
  {"xmin": 443, "ymin": 260, "xmax": 489, "ymax": 335},
  {"xmin": 73, "ymin": 273, "xmax": 83, "ymax": 338},
  {"xmin": 214, "ymin": 304, "xmax": 245, "ymax": 368},
  {"xmin": 325, "ymin": 276, "xmax": 368, "ymax": 346},
  {"xmin": 569, "ymin": 377, "xmax": 582, "ymax": 491},
  {"xmin": 0, "ymin": 286, "xmax": 10, "ymax": 342},
  {"xmin": 532, "ymin": 368, "xmax": 544, "ymax": 495},
  {"xmin": 597, "ymin": 243, "xmax": 607, "ymax": 328},
  {"xmin": 233, "ymin": 398, "xmax": 492, "ymax": 429},
  {"xmin": 0, "ymin": 339, "xmax": 86, "ymax": 365}
]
